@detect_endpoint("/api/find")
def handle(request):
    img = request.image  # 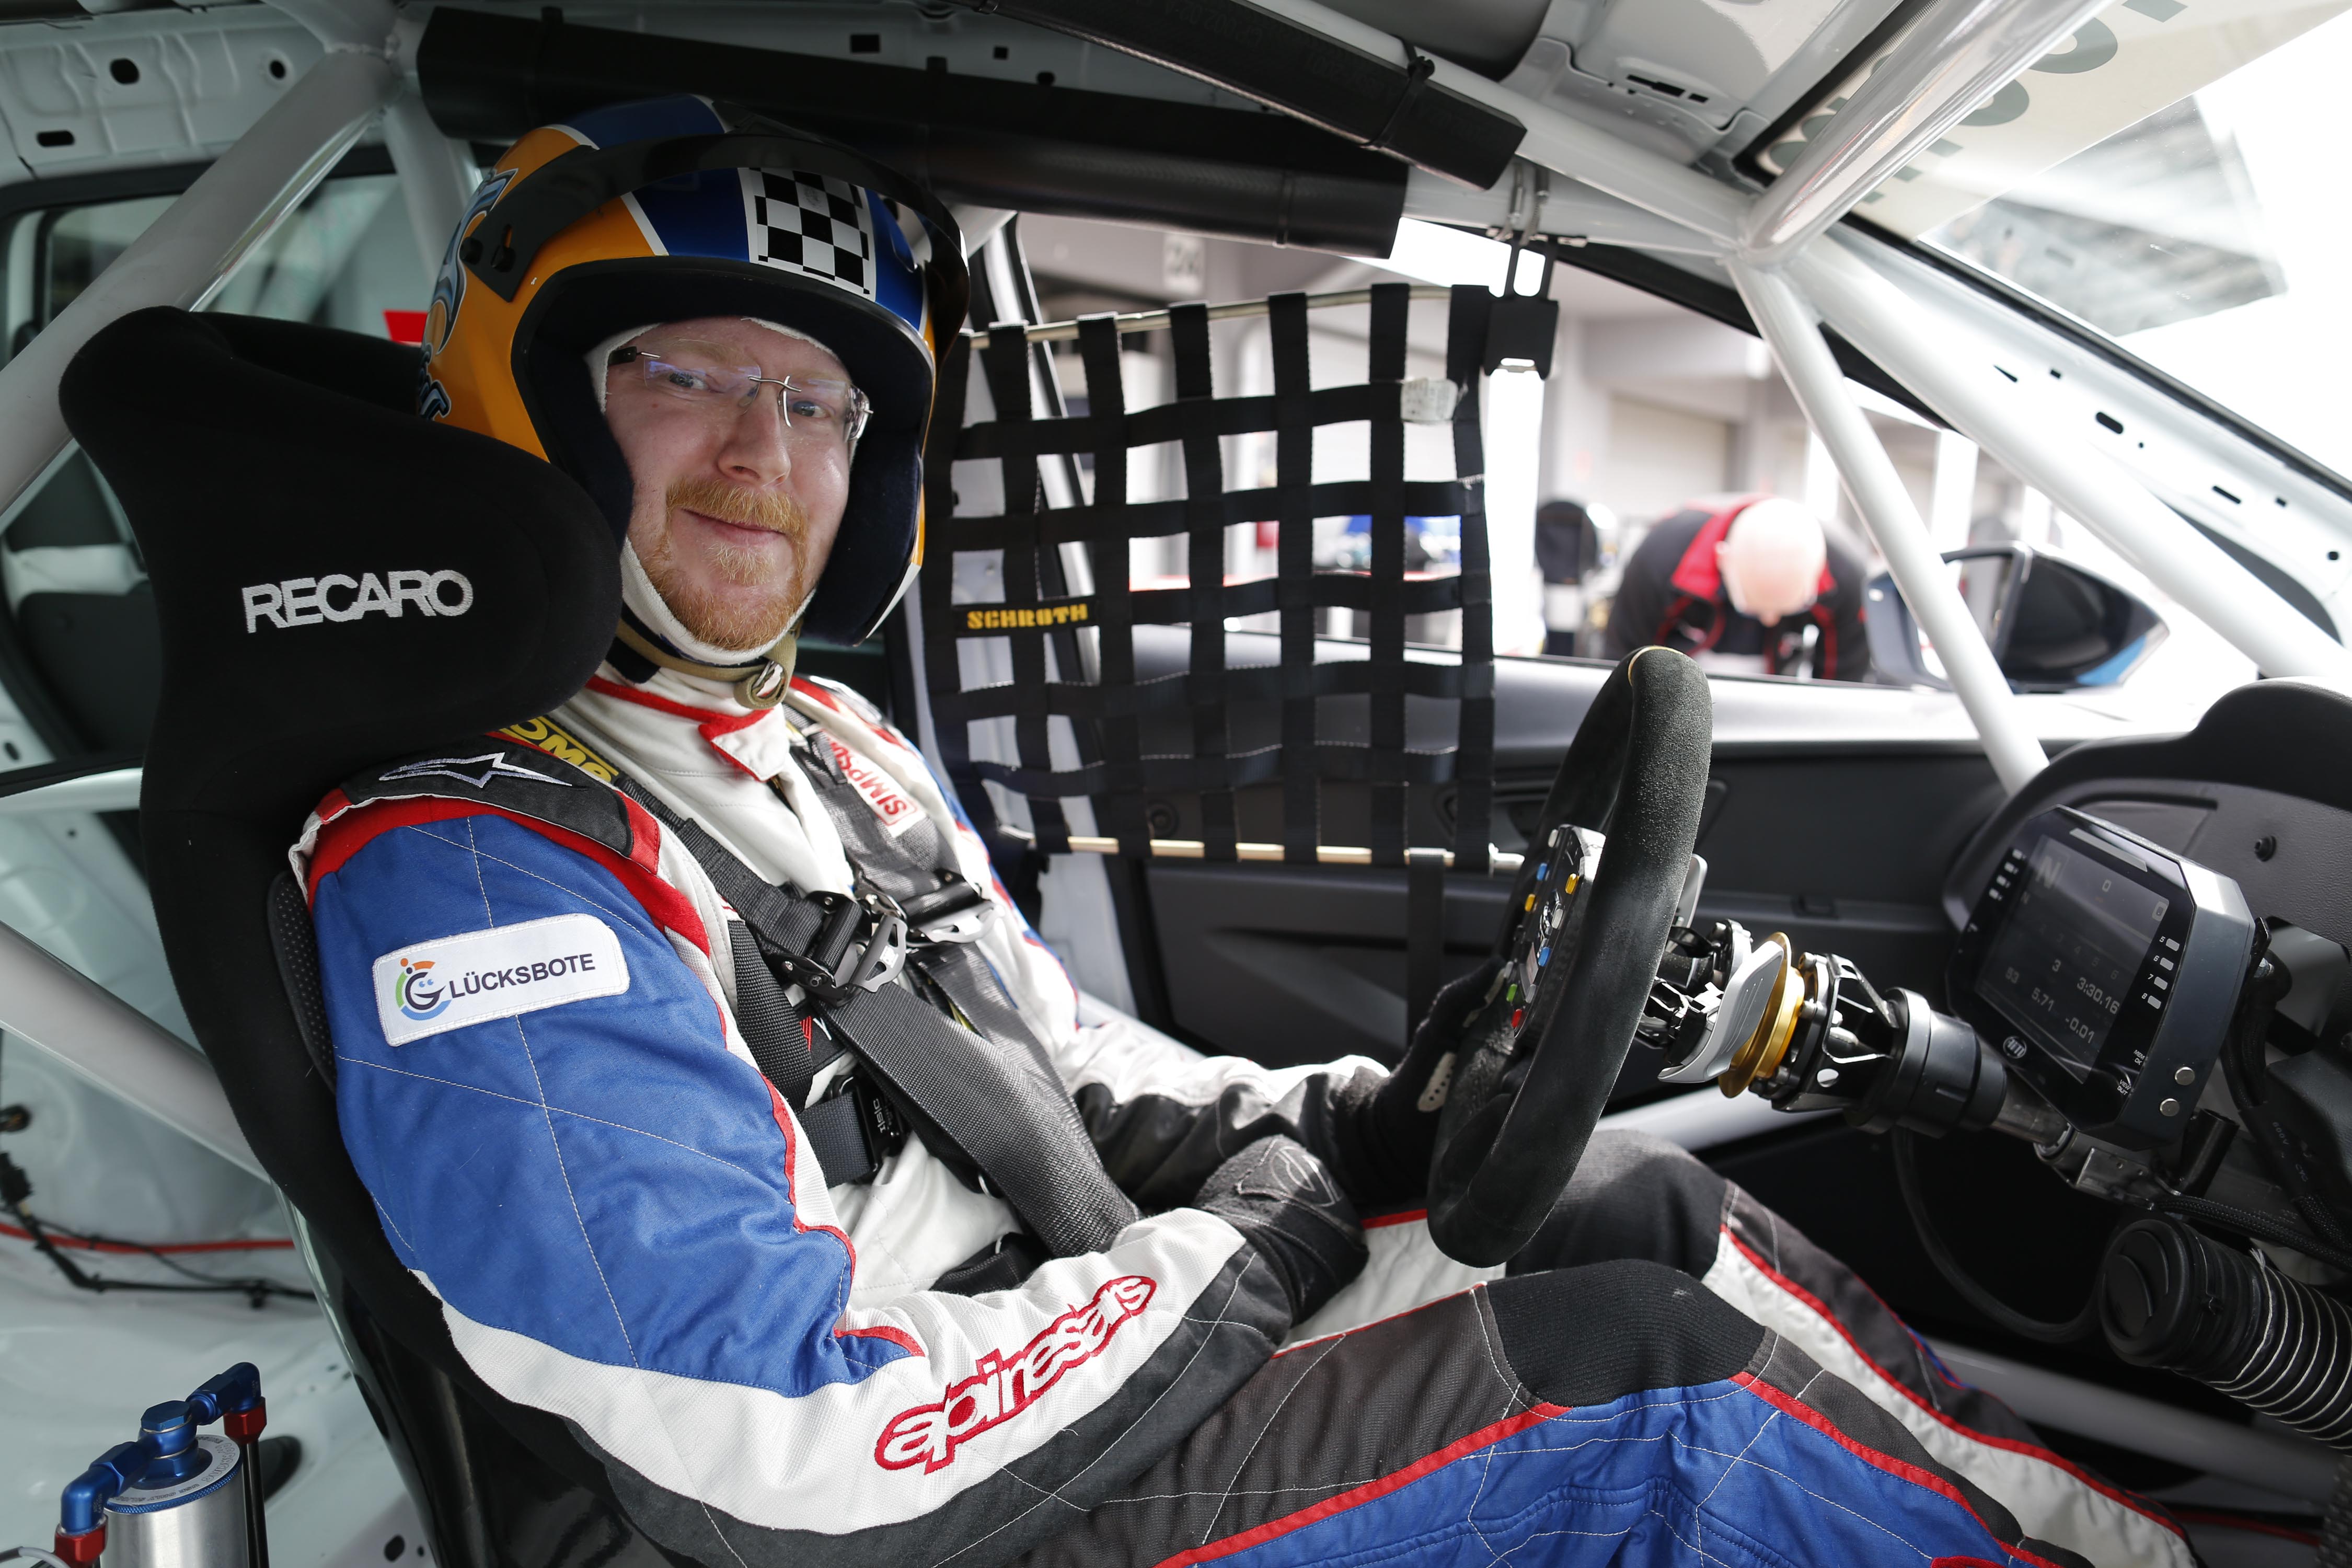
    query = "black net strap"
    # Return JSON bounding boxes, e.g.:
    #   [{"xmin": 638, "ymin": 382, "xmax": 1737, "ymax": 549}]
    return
[
  {"xmin": 978, "ymin": 322, "xmax": 1070, "ymax": 855},
  {"xmin": 1078, "ymin": 313, "xmax": 1151, "ymax": 858},
  {"xmin": 1447, "ymin": 285, "xmax": 1496, "ymax": 876},
  {"xmin": 918, "ymin": 334, "xmax": 993, "ymax": 844},
  {"xmin": 925, "ymin": 285, "xmax": 1499, "ymax": 896},
  {"xmin": 1366, "ymin": 283, "xmax": 1409, "ymax": 869},
  {"xmin": 1272, "ymin": 292, "xmax": 1318, "ymax": 865},
  {"xmin": 1172, "ymin": 303, "xmax": 1235, "ymax": 861}
]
